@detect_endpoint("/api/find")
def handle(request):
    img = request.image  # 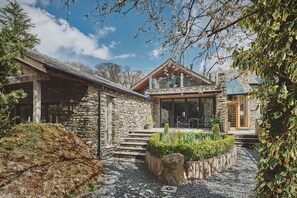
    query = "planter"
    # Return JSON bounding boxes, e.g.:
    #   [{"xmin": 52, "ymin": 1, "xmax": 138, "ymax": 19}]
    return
[{"xmin": 146, "ymin": 147, "xmax": 237, "ymax": 181}]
